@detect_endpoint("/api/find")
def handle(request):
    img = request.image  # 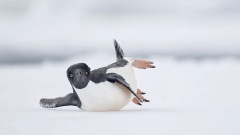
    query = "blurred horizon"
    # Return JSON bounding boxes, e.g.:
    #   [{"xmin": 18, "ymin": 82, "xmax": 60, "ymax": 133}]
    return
[{"xmin": 0, "ymin": 0, "xmax": 240, "ymax": 64}]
